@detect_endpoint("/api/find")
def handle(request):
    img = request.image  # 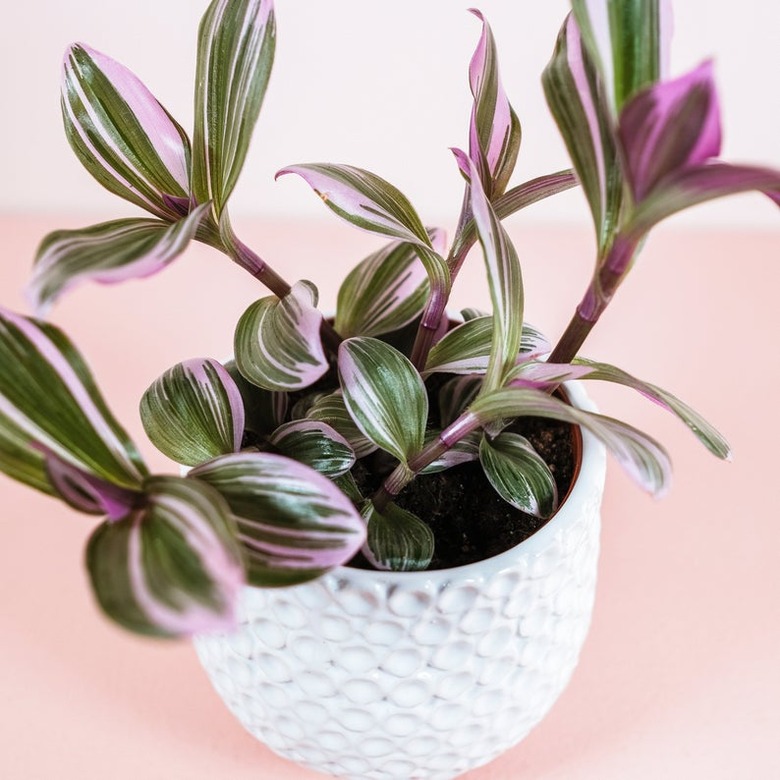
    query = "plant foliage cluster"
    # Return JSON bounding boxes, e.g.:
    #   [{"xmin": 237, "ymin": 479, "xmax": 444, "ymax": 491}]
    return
[{"xmin": 1, "ymin": 0, "xmax": 777, "ymax": 637}]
